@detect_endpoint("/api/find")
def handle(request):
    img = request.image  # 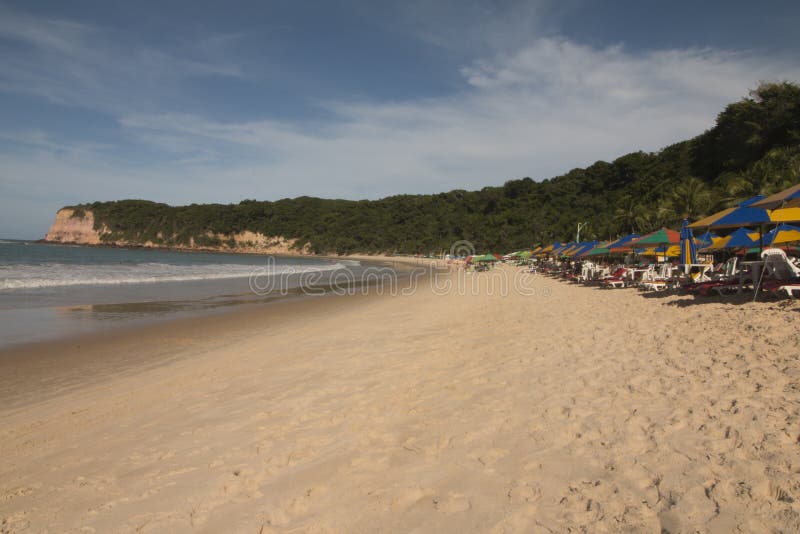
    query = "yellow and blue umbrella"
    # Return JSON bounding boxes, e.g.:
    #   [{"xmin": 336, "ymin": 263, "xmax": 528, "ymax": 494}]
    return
[
  {"xmin": 679, "ymin": 219, "xmax": 698, "ymax": 265},
  {"xmin": 553, "ymin": 242, "xmax": 575, "ymax": 256},
  {"xmin": 751, "ymin": 183, "xmax": 800, "ymax": 209},
  {"xmin": 763, "ymin": 223, "xmax": 800, "ymax": 246},
  {"xmin": 537, "ymin": 242, "xmax": 559, "ymax": 256},
  {"xmin": 639, "ymin": 245, "xmax": 680, "ymax": 258},
  {"xmin": 770, "ymin": 206, "xmax": 800, "ymax": 223},
  {"xmin": 559, "ymin": 245, "xmax": 579, "ymax": 257},
  {"xmin": 576, "ymin": 240, "xmax": 610, "ymax": 257},
  {"xmin": 694, "ymin": 230, "xmax": 718, "ymax": 249},
  {"xmin": 605, "ymin": 233, "xmax": 641, "ymax": 253},
  {"xmin": 567, "ymin": 241, "xmax": 600, "ymax": 258},
  {"xmin": 705, "ymin": 227, "xmax": 760, "ymax": 250},
  {"xmin": 557, "ymin": 243, "xmax": 578, "ymax": 256},
  {"xmin": 690, "ymin": 195, "xmax": 772, "ymax": 229}
]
